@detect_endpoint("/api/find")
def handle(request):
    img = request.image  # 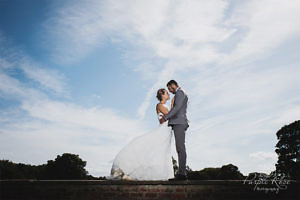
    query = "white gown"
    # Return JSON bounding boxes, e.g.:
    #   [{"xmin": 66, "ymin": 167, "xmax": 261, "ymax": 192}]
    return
[{"xmin": 106, "ymin": 104, "xmax": 175, "ymax": 181}]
